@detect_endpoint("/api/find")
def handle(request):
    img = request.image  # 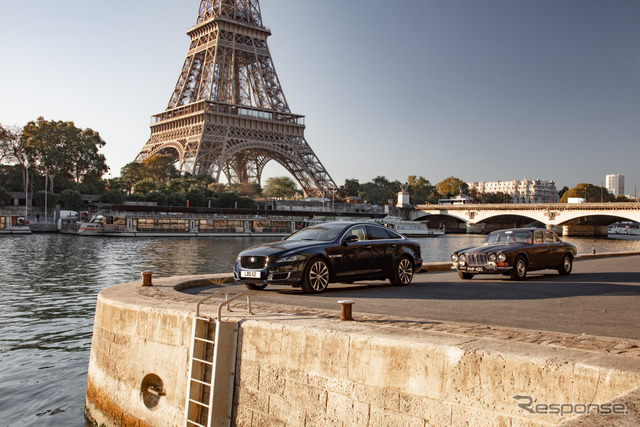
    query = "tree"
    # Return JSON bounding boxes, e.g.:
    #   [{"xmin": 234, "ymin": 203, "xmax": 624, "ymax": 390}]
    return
[
  {"xmin": 22, "ymin": 117, "xmax": 108, "ymax": 192},
  {"xmin": 407, "ymin": 176, "xmax": 434, "ymax": 204},
  {"xmin": 68, "ymin": 128, "xmax": 108, "ymax": 187},
  {"xmin": 559, "ymin": 183, "xmax": 614, "ymax": 203},
  {"xmin": 338, "ymin": 178, "xmax": 361, "ymax": 200},
  {"xmin": 133, "ymin": 178, "xmax": 157, "ymax": 195},
  {"xmin": 435, "ymin": 176, "xmax": 467, "ymax": 198},
  {"xmin": 262, "ymin": 176, "xmax": 299, "ymax": 199},
  {"xmin": 120, "ymin": 162, "xmax": 147, "ymax": 194},
  {"xmin": 141, "ymin": 154, "xmax": 179, "ymax": 185},
  {"xmin": 1, "ymin": 125, "xmax": 30, "ymax": 192},
  {"xmin": 59, "ymin": 189, "xmax": 83, "ymax": 210}
]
